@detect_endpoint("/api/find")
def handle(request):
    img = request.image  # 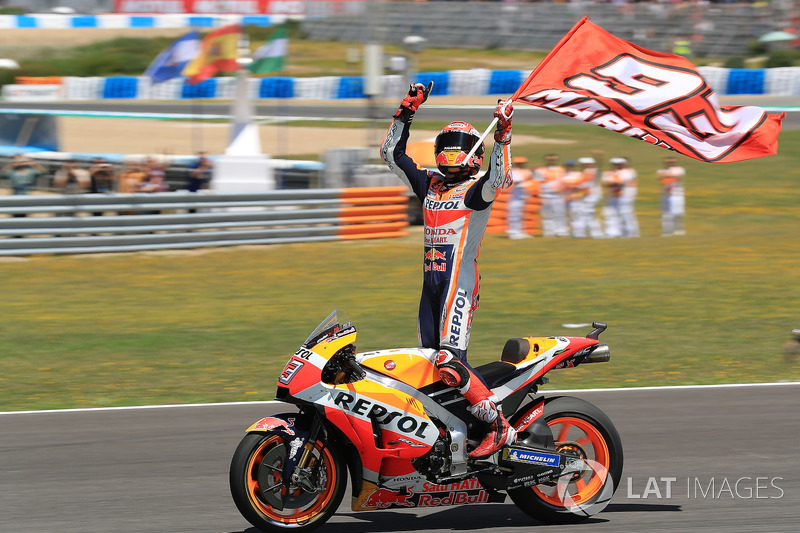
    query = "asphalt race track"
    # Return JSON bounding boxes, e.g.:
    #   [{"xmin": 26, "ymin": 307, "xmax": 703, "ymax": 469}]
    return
[{"xmin": 1, "ymin": 383, "xmax": 798, "ymax": 533}]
